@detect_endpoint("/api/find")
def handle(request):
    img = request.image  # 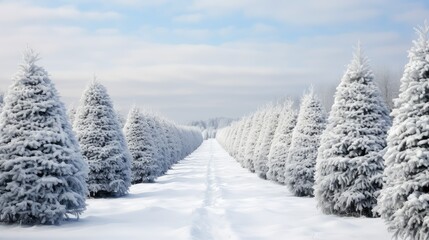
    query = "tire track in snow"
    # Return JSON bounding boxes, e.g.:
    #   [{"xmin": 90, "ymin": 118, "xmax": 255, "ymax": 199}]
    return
[{"xmin": 190, "ymin": 140, "xmax": 239, "ymax": 240}]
